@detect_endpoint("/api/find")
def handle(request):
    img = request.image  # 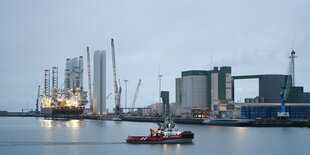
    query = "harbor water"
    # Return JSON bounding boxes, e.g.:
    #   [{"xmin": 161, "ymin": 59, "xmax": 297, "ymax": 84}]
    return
[{"xmin": 0, "ymin": 117, "xmax": 309, "ymax": 155}]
